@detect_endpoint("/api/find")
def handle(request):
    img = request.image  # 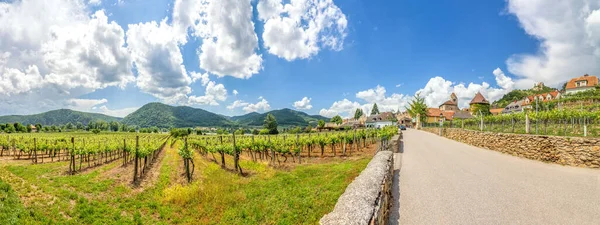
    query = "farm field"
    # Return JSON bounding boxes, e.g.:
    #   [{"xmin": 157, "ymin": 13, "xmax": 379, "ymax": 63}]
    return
[{"xmin": 0, "ymin": 129, "xmax": 394, "ymax": 224}]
